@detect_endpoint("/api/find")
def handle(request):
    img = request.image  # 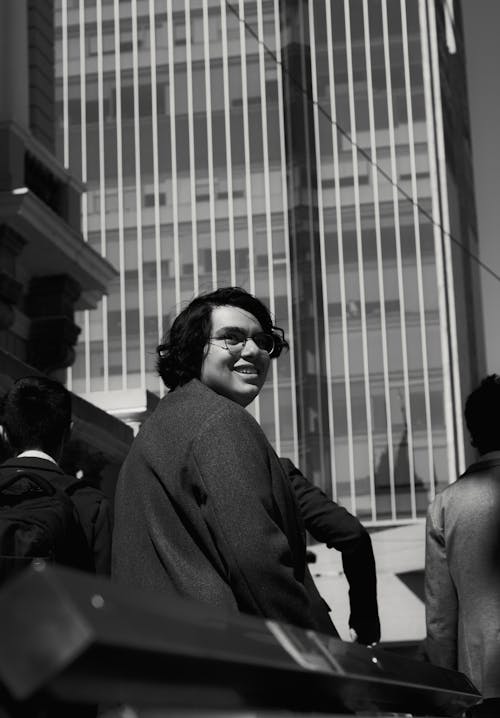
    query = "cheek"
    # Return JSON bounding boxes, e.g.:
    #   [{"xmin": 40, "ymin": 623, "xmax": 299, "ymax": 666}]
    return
[
  {"xmin": 202, "ymin": 352, "xmax": 232, "ymax": 382},
  {"xmin": 260, "ymin": 358, "xmax": 271, "ymax": 382}
]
